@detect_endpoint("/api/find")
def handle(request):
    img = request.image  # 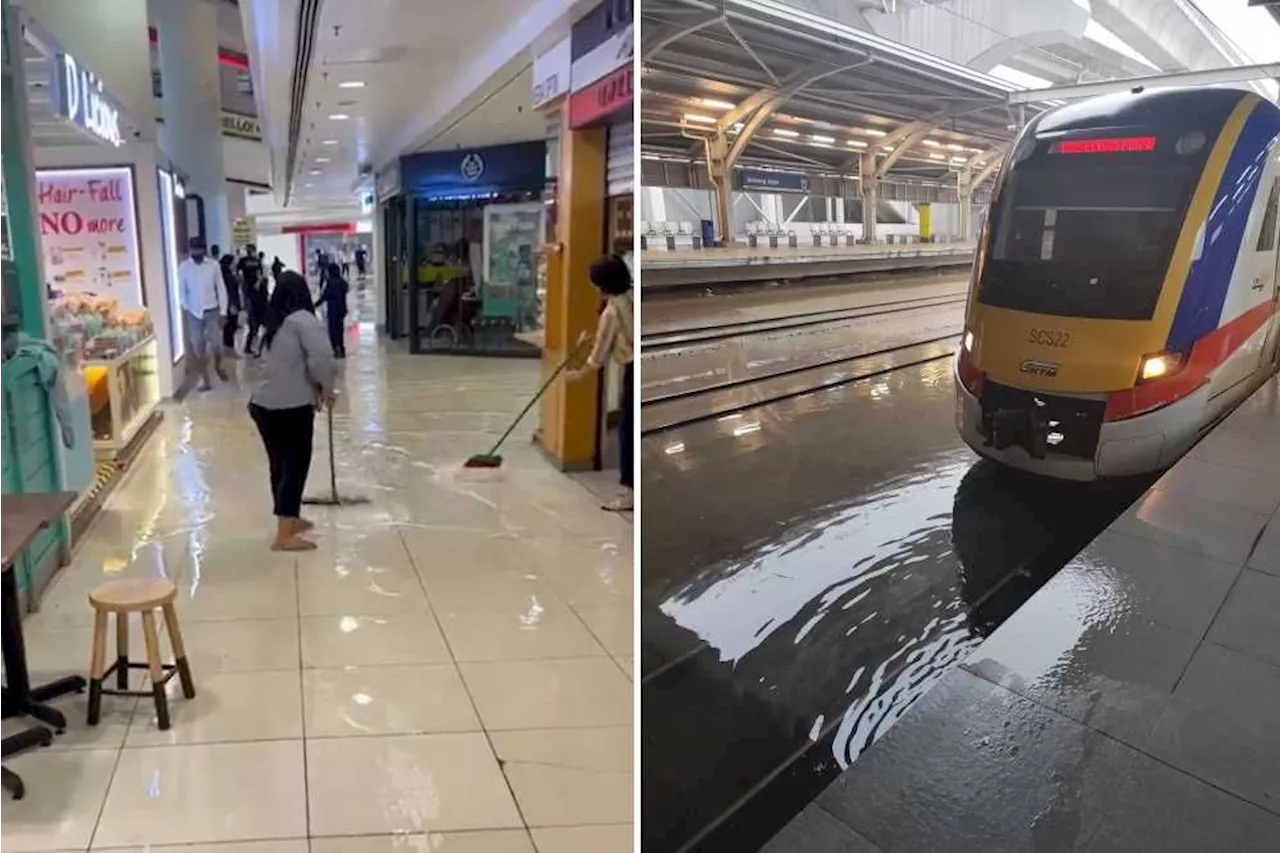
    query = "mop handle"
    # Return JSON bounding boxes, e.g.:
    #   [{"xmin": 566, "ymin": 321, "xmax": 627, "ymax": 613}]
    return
[
  {"xmin": 482, "ymin": 339, "xmax": 587, "ymax": 456},
  {"xmin": 327, "ymin": 405, "xmax": 338, "ymax": 502}
]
